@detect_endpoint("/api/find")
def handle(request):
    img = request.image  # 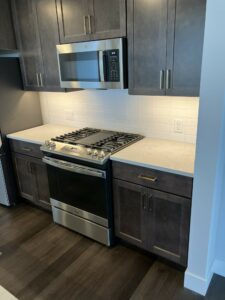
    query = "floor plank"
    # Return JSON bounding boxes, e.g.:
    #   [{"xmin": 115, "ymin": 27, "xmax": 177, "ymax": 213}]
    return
[{"xmin": 0, "ymin": 203, "xmax": 224, "ymax": 300}]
